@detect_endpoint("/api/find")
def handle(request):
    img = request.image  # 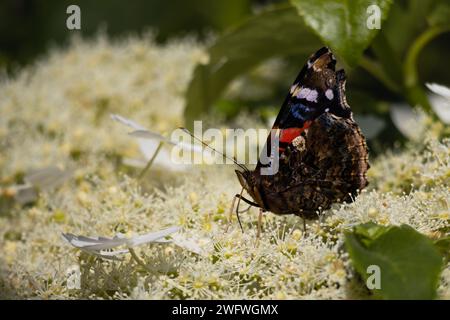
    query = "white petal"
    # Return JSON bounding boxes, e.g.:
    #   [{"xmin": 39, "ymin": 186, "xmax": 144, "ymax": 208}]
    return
[
  {"xmin": 170, "ymin": 233, "xmax": 207, "ymax": 256},
  {"xmin": 62, "ymin": 227, "xmax": 214, "ymax": 261},
  {"xmin": 390, "ymin": 104, "xmax": 425, "ymax": 141},
  {"xmin": 122, "ymin": 157, "xmax": 147, "ymax": 168},
  {"xmin": 110, "ymin": 114, "xmax": 147, "ymax": 131},
  {"xmin": 129, "ymin": 130, "xmax": 174, "ymax": 144},
  {"xmin": 127, "ymin": 226, "xmax": 180, "ymax": 247},
  {"xmin": 13, "ymin": 184, "xmax": 38, "ymax": 204},
  {"xmin": 112, "ymin": 114, "xmax": 205, "ymax": 171},
  {"xmin": 112, "ymin": 113, "xmax": 175, "ymax": 145},
  {"xmin": 25, "ymin": 166, "xmax": 72, "ymax": 190},
  {"xmin": 62, "ymin": 226, "xmax": 180, "ymax": 254},
  {"xmin": 61, "ymin": 233, "xmax": 128, "ymax": 251},
  {"xmin": 426, "ymin": 83, "xmax": 450, "ymax": 99},
  {"xmin": 137, "ymin": 138, "xmax": 188, "ymax": 171},
  {"xmin": 136, "ymin": 138, "xmax": 160, "ymax": 160},
  {"xmin": 175, "ymin": 141, "xmax": 204, "ymax": 154},
  {"xmin": 429, "ymin": 94, "xmax": 450, "ymax": 124},
  {"xmin": 113, "ymin": 116, "xmax": 221, "ymax": 170}
]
